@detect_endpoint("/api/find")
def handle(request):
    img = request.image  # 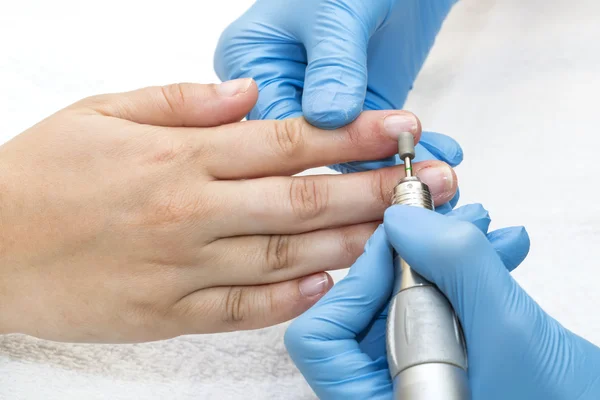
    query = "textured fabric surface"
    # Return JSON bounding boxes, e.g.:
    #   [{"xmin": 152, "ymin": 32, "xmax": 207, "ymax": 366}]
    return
[{"xmin": 1, "ymin": 0, "xmax": 599, "ymax": 398}]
